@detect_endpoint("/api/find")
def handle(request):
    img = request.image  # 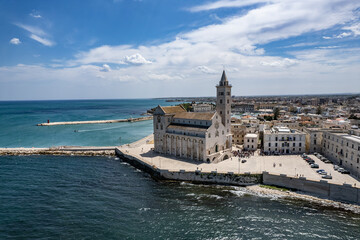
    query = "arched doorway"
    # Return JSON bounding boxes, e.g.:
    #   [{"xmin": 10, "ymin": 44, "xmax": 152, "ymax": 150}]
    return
[{"xmin": 223, "ymin": 155, "xmax": 229, "ymax": 160}]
